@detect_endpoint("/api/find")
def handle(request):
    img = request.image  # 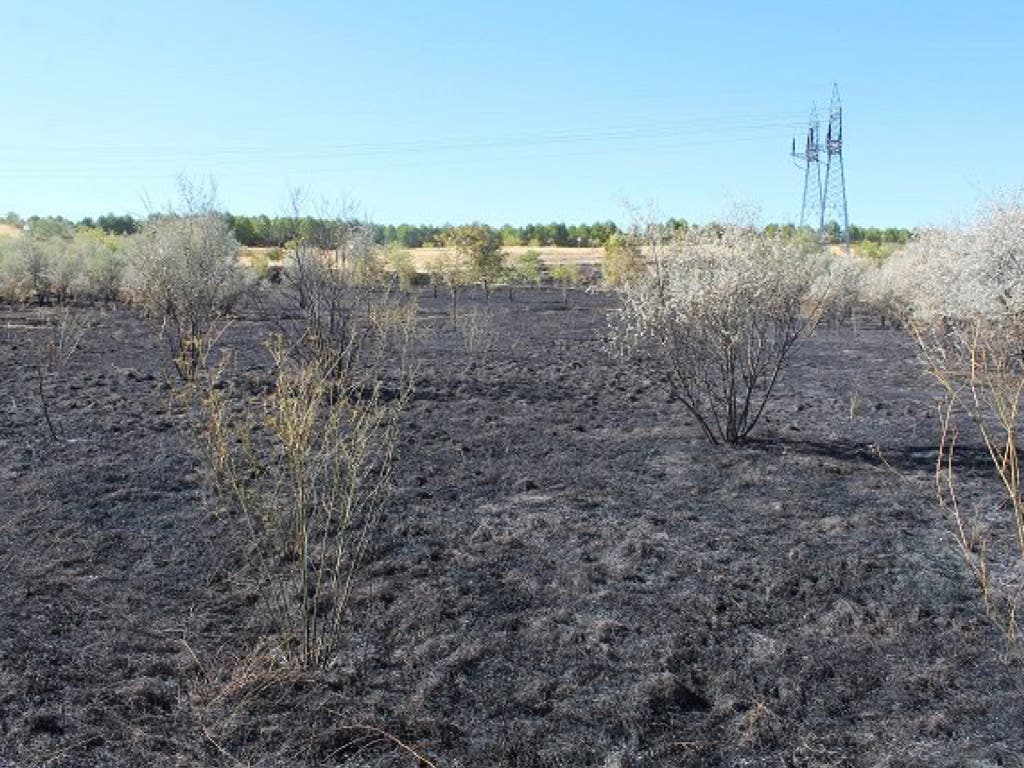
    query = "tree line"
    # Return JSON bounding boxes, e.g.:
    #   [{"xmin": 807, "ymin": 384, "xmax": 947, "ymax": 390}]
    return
[{"xmin": 3, "ymin": 211, "xmax": 913, "ymax": 249}]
